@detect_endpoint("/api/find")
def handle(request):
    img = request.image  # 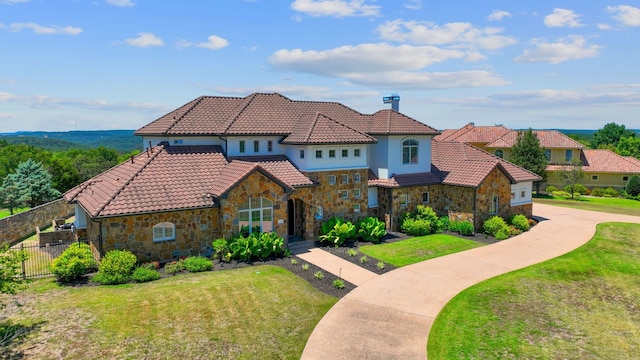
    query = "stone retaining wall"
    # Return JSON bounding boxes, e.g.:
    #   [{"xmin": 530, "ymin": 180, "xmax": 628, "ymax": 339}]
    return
[{"xmin": 0, "ymin": 199, "xmax": 74, "ymax": 246}]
